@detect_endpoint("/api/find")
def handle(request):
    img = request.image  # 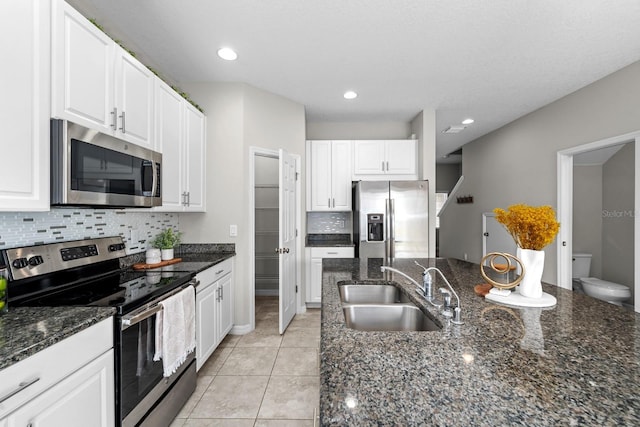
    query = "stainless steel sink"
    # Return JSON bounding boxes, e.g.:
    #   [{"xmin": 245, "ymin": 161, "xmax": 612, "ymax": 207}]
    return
[
  {"xmin": 339, "ymin": 284, "xmax": 410, "ymax": 304},
  {"xmin": 343, "ymin": 304, "xmax": 442, "ymax": 332}
]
